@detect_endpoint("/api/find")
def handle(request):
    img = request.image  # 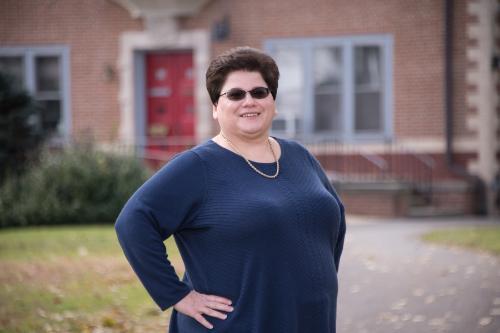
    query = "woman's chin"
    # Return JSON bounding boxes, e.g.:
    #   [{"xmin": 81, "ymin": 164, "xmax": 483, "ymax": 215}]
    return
[{"xmin": 237, "ymin": 125, "xmax": 270, "ymax": 138}]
